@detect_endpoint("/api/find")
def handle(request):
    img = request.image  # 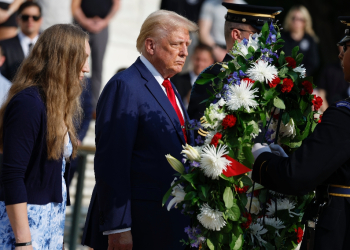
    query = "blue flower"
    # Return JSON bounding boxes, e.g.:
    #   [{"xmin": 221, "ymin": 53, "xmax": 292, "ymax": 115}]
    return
[
  {"xmin": 239, "ymin": 70, "xmax": 247, "ymax": 78},
  {"xmin": 265, "ymin": 129, "xmax": 275, "ymax": 144},
  {"xmin": 195, "ymin": 135, "xmax": 204, "ymax": 145},
  {"xmin": 243, "ymin": 38, "xmax": 248, "ymax": 46},
  {"xmin": 190, "ymin": 161, "xmax": 200, "ymax": 168}
]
